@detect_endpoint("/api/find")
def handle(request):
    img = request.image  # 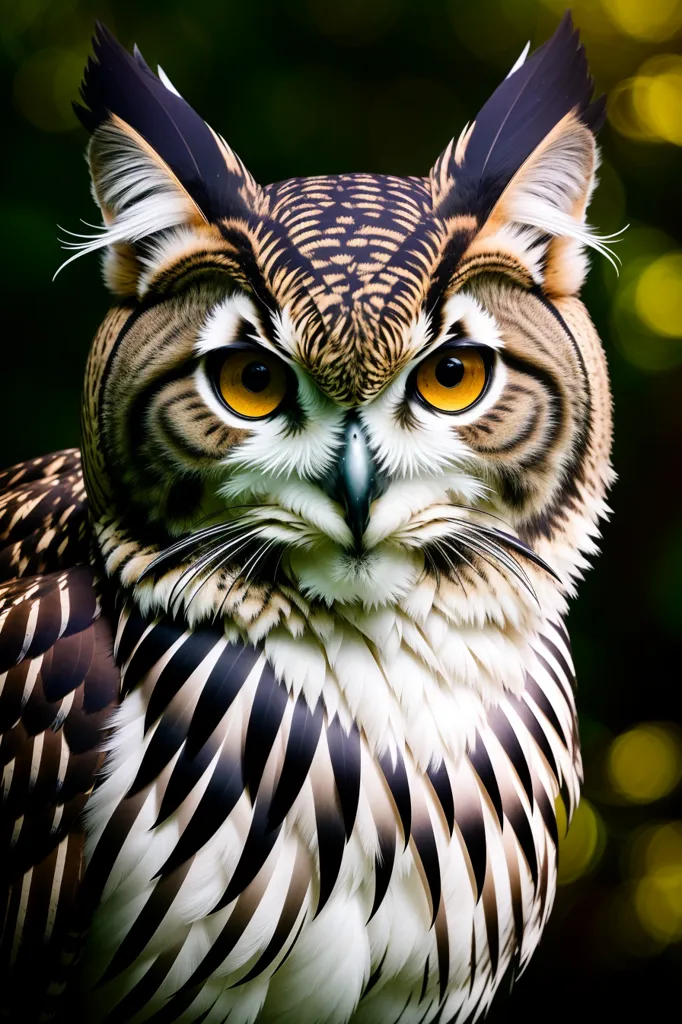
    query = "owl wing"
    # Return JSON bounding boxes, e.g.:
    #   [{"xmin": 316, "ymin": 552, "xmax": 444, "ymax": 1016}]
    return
[{"xmin": 0, "ymin": 450, "xmax": 120, "ymax": 1021}]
